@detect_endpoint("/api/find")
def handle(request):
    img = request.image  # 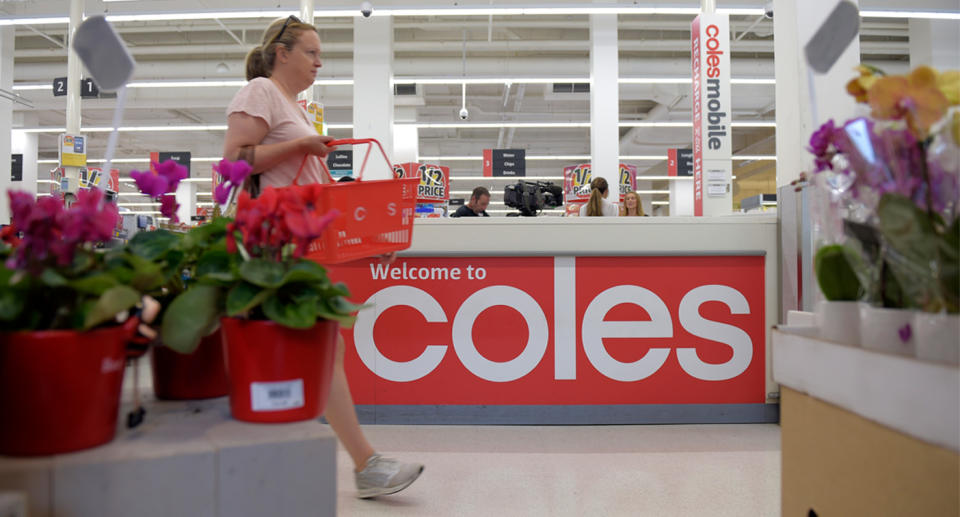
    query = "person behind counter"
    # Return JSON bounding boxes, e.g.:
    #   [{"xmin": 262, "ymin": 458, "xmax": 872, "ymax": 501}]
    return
[
  {"xmin": 580, "ymin": 177, "xmax": 619, "ymax": 217},
  {"xmin": 452, "ymin": 186, "xmax": 491, "ymax": 217},
  {"xmin": 620, "ymin": 190, "xmax": 645, "ymax": 216}
]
